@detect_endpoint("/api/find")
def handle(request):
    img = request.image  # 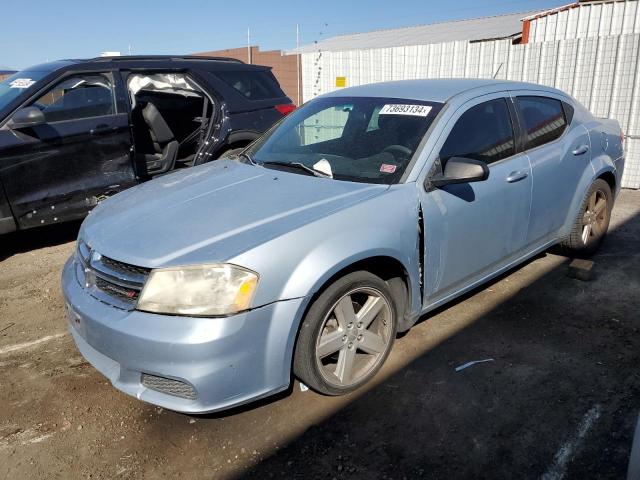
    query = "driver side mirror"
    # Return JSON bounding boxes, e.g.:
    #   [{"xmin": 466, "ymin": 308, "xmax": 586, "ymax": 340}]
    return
[
  {"xmin": 427, "ymin": 157, "xmax": 489, "ymax": 190},
  {"xmin": 7, "ymin": 106, "xmax": 46, "ymax": 129}
]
